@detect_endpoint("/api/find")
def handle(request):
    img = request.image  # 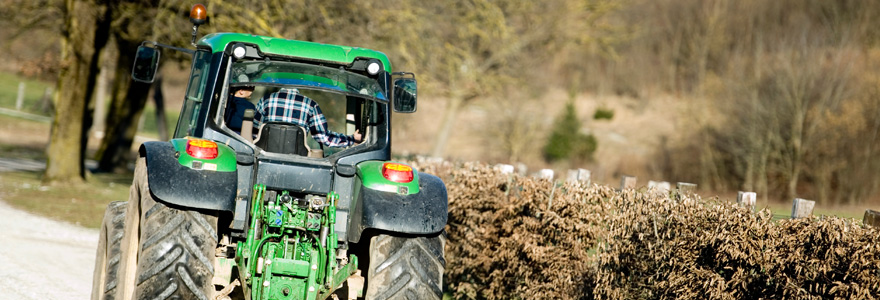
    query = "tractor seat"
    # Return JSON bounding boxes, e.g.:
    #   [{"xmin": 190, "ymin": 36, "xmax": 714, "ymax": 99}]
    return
[{"xmin": 253, "ymin": 122, "xmax": 311, "ymax": 156}]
